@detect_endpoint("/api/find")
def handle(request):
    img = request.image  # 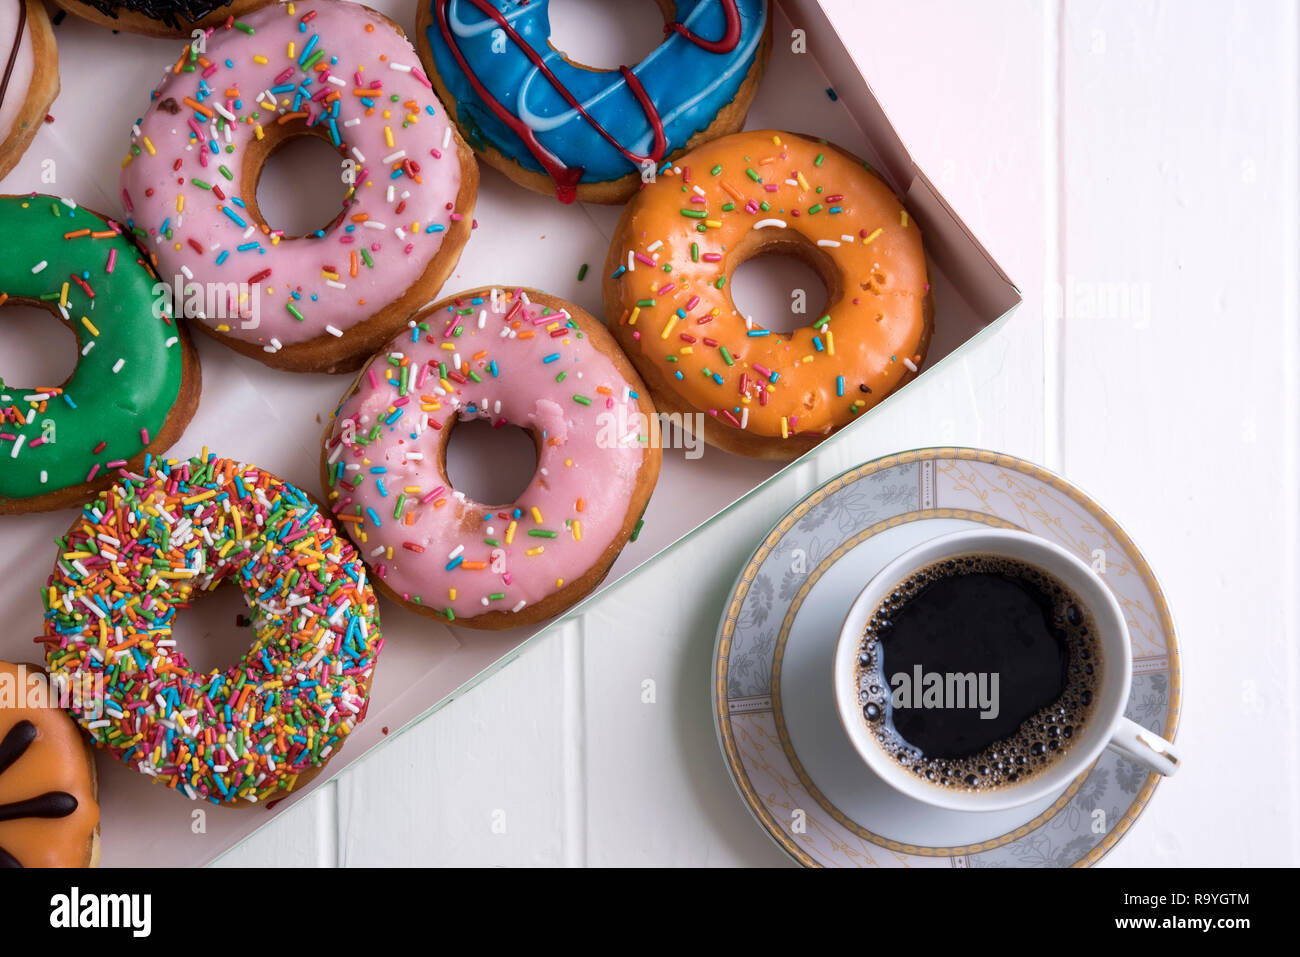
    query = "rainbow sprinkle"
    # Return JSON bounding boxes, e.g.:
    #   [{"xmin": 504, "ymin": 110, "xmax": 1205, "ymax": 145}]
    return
[{"xmin": 41, "ymin": 453, "xmax": 382, "ymax": 805}]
